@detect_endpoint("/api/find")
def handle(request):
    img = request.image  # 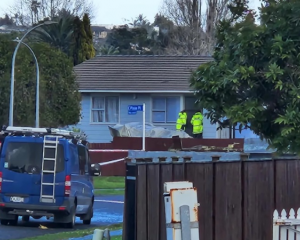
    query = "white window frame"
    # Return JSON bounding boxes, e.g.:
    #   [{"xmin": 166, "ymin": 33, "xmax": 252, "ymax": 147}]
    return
[
  {"xmin": 151, "ymin": 96, "xmax": 181, "ymax": 124},
  {"xmin": 90, "ymin": 95, "xmax": 120, "ymax": 124}
]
